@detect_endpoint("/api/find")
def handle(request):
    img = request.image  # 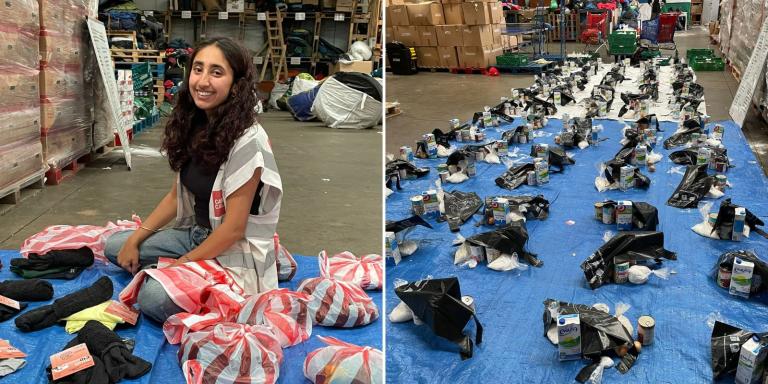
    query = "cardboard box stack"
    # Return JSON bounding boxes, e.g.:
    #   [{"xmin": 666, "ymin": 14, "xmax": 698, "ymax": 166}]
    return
[
  {"xmin": 0, "ymin": 0, "xmax": 46, "ymax": 192},
  {"xmin": 39, "ymin": 0, "xmax": 93, "ymax": 171},
  {"xmin": 387, "ymin": 0, "xmax": 513, "ymax": 69}
]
